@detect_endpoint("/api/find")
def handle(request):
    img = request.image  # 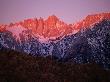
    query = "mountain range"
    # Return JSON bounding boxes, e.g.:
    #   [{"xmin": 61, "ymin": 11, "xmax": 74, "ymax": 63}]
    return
[{"xmin": 0, "ymin": 12, "xmax": 110, "ymax": 69}]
